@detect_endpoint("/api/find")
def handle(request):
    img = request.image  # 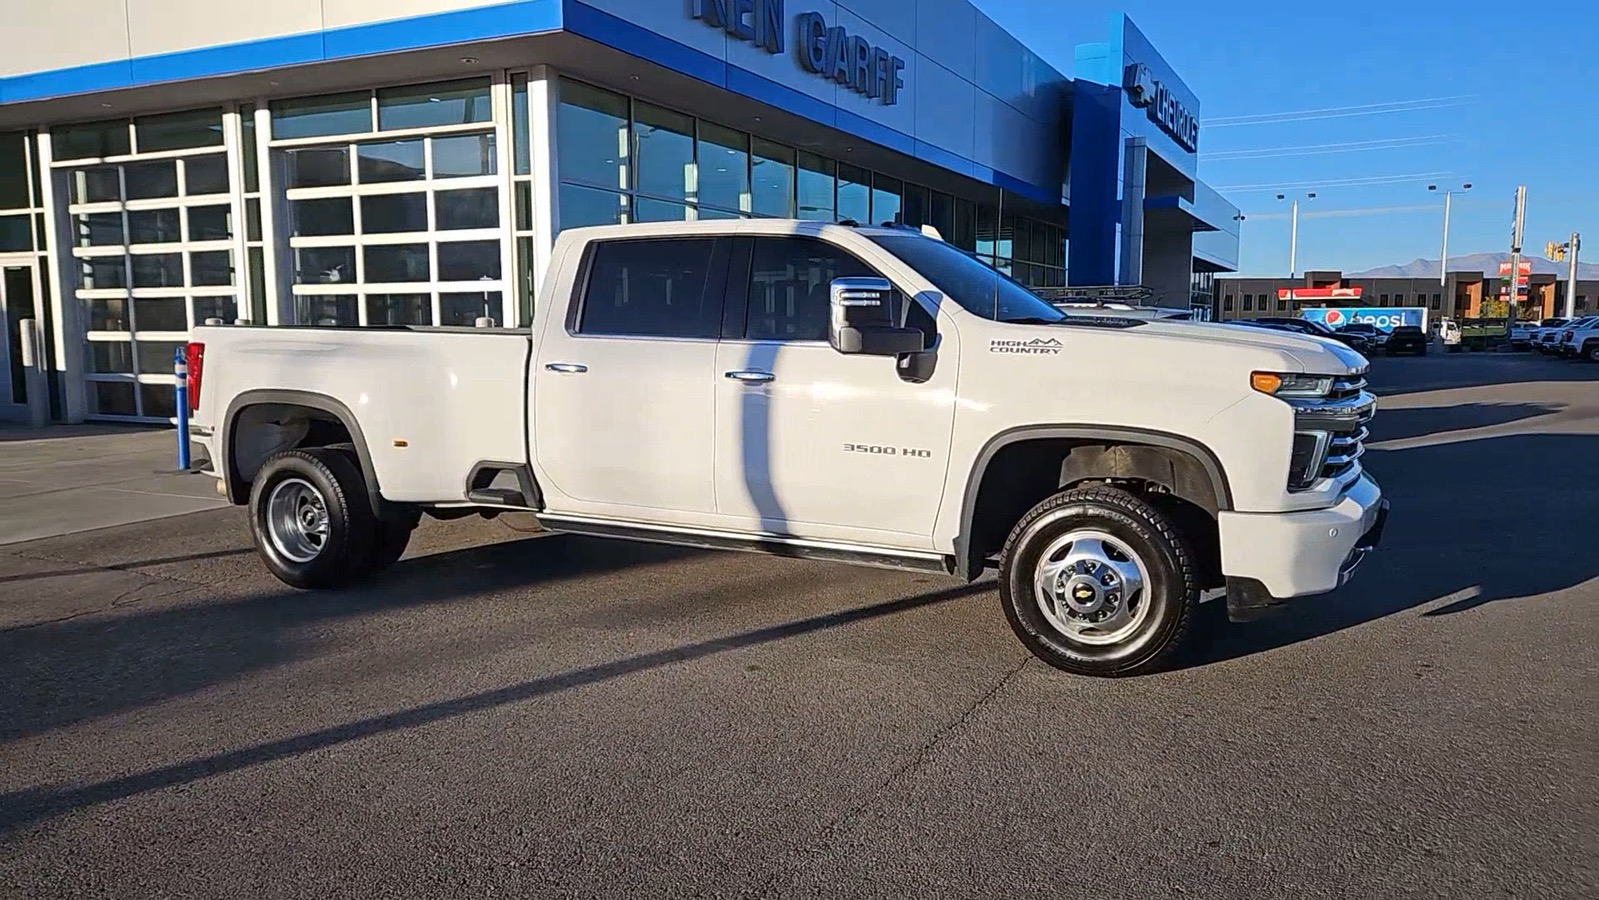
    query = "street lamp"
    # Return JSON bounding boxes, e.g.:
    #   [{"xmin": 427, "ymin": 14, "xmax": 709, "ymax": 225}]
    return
[
  {"xmin": 1428, "ymin": 183, "xmax": 1471, "ymax": 287},
  {"xmin": 1276, "ymin": 192, "xmax": 1316, "ymax": 278}
]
